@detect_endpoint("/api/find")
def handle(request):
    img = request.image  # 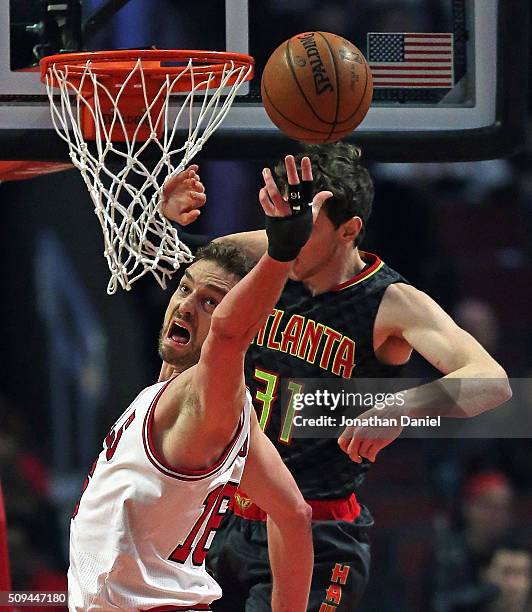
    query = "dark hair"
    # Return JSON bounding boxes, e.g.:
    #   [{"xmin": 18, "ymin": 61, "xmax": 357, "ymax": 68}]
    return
[
  {"xmin": 274, "ymin": 142, "xmax": 374, "ymax": 247},
  {"xmin": 195, "ymin": 241, "xmax": 255, "ymax": 279}
]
